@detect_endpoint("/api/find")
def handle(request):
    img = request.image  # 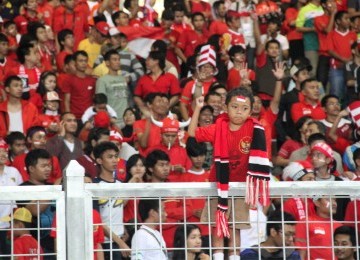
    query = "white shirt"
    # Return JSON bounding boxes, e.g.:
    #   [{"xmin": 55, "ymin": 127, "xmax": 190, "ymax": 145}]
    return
[
  {"xmin": 260, "ymin": 33, "xmax": 290, "ymax": 51},
  {"xmin": 8, "ymin": 111, "xmax": 23, "ymax": 133},
  {"xmin": 131, "ymin": 225, "xmax": 167, "ymax": 260},
  {"xmin": 0, "ymin": 166, "xmax": 23, "ymax": 228}
]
